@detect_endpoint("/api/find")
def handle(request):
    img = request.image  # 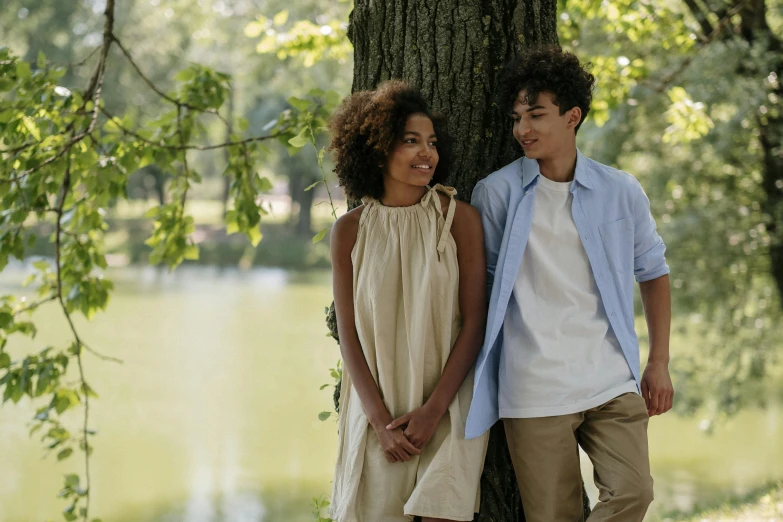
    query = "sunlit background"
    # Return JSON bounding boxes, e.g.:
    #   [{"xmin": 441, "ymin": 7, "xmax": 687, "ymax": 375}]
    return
[{"xmin": 1, "ymin": 0, "xmax": 782, "ymax": 521}]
